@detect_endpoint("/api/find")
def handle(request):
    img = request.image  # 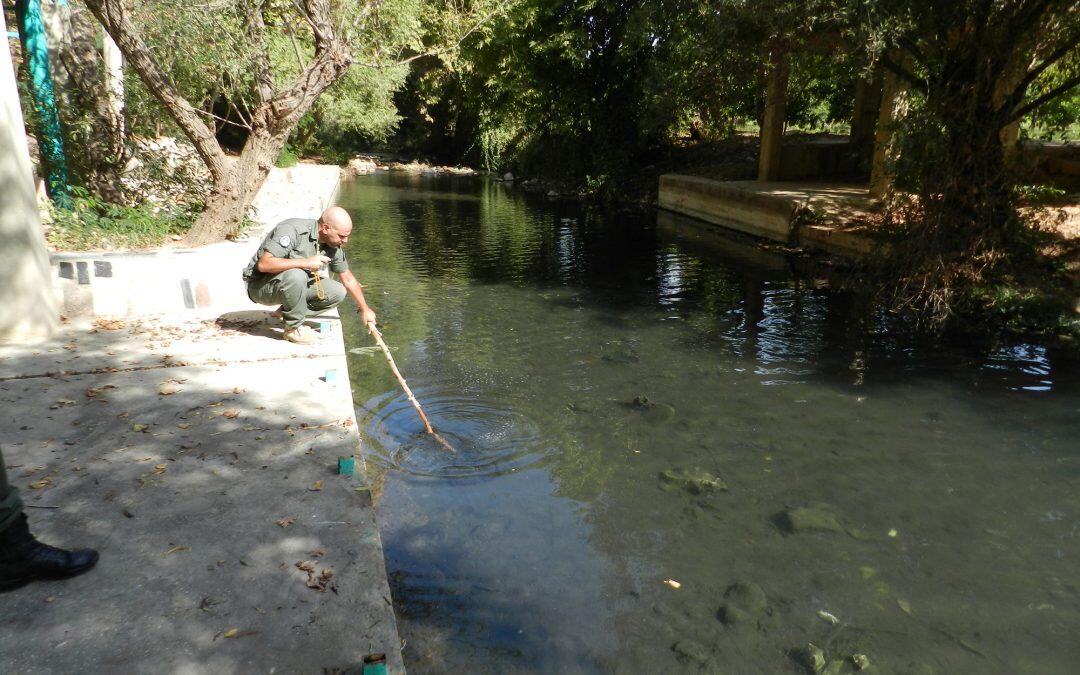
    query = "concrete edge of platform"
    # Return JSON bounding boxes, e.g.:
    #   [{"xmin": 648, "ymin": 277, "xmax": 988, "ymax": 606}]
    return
[
  {"xmin": 47, "ymin": 164, "xmax": 342, "ymax": 321},
  {"xmin": 658, "ymin": 174, "xmax": 882, "ymax": 258}
]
